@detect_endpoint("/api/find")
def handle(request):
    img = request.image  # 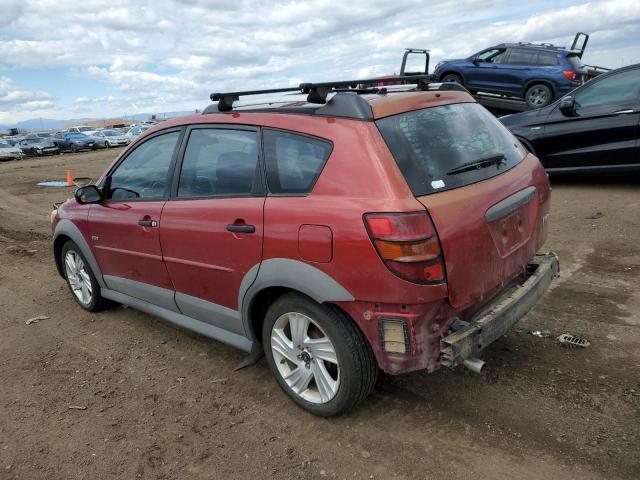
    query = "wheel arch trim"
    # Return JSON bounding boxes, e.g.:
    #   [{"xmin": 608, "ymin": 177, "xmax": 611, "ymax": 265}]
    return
[
  {"xmin": 239, "ymin": 258, "xmax": 354, "ymax": 340},
  {"xmin": 53, "ymin": 219, "xmax": 106, "ymax": 288}
]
